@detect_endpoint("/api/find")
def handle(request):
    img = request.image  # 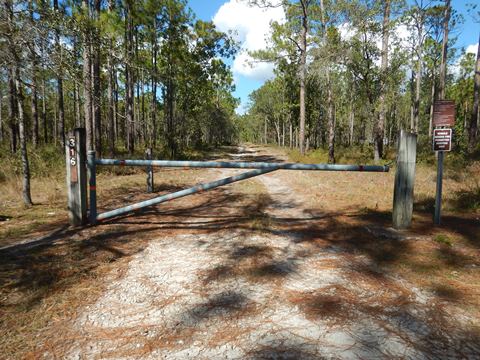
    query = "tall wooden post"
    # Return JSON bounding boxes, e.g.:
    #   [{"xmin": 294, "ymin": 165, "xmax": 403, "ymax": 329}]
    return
[
  {"xmin": 66, "ymin": 128, "xmax": 87, "ymax": 225},
  {"xmin": 146, "ymin": 148, "xmax": 153, "ymax": 193},
  {"xmin": 393, "ymin": 130, "xmax": 417, "ymax": 229}
]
